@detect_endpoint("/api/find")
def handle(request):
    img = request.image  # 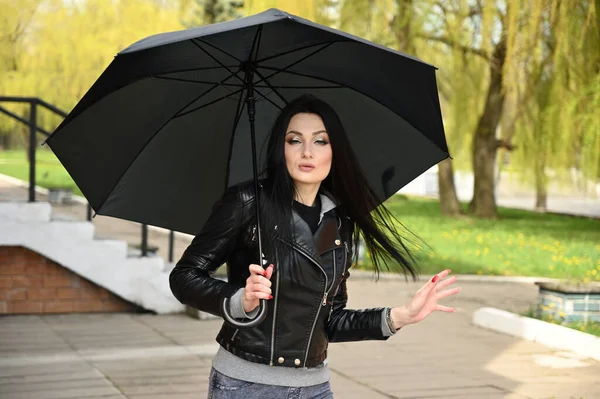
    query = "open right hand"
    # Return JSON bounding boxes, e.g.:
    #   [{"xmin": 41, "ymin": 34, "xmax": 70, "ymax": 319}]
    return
[{"xmin": 243, "ymin": 263, "xmax": 274, "ymax": 313}]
